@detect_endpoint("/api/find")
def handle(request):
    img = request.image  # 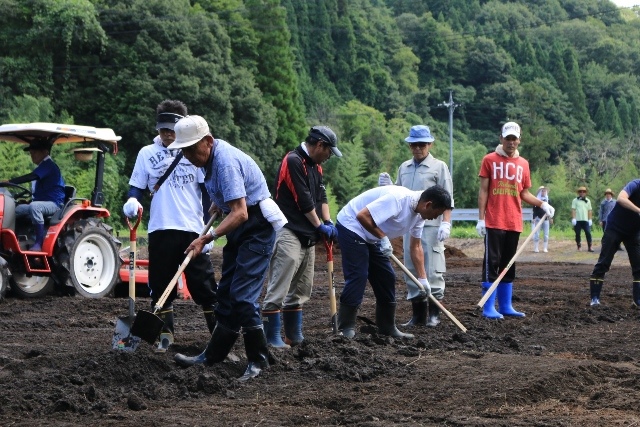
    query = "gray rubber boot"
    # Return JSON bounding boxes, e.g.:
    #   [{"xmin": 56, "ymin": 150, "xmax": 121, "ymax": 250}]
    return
[
  {"xmin": 282, "ymin": 308, "xmax": 304, "ymax": 346},
  {"xmin": 262, "ymin": 310, "xmax": 290, "ymax": 348},
  {"xmin": 337, "ymin": 303, "xmax": 359, "ymax": 339},
  {"xmin": 376, "ymin": 302, "xmax": 414, "ymax": 339},
  {"xmin": 174, "ymin": 323, "xmax": 239, "ymax": 367}
]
